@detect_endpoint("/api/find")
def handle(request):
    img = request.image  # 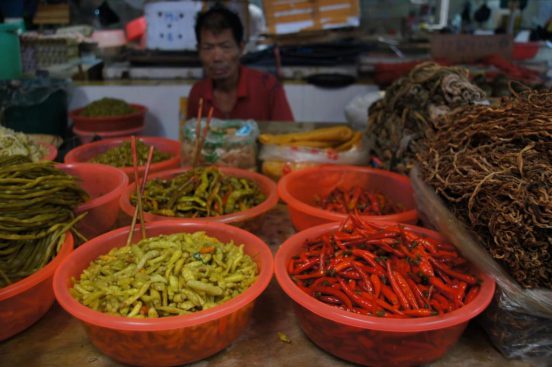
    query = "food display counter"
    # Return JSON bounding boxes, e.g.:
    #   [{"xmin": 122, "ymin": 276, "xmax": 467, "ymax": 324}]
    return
[{"xmin": 0, "ymin": 205, "xmax": 533, "ymax": 367}]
